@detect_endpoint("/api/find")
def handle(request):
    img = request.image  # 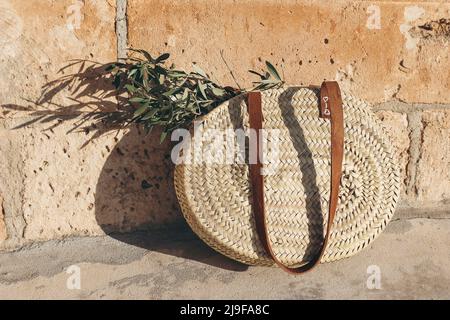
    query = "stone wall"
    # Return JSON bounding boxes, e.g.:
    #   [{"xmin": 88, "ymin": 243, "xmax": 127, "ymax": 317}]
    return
[{"xmin": 0, "ymin": 0, "xmax": 449, "ymax": 250}]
